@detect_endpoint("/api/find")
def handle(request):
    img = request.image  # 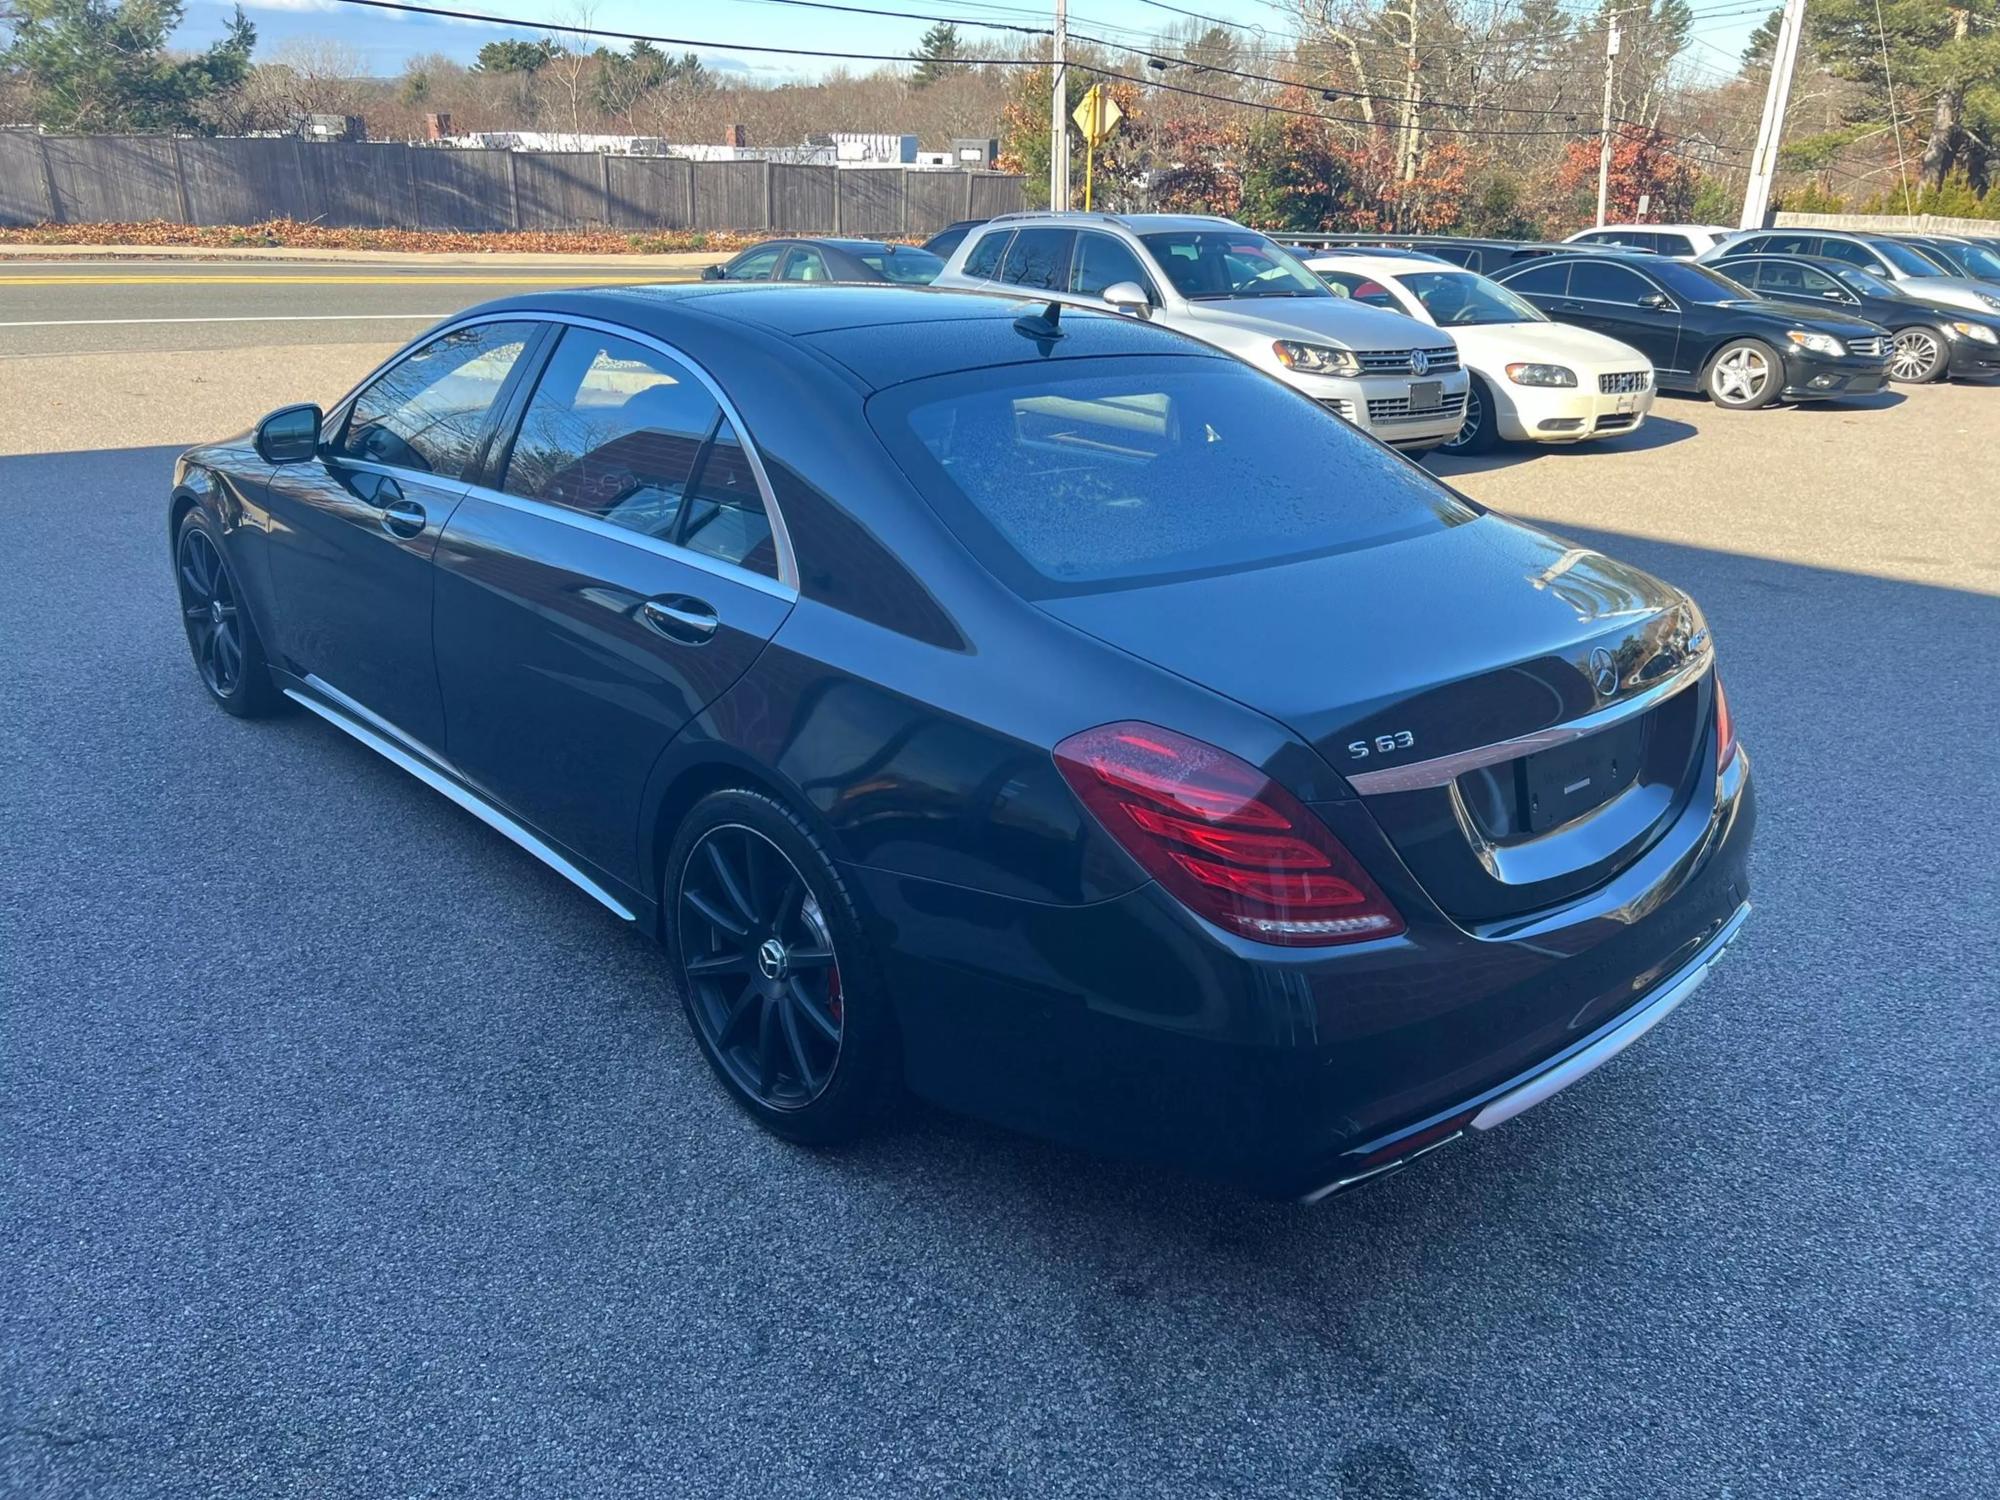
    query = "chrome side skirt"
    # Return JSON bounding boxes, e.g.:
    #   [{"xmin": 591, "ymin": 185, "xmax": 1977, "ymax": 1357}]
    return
[{"xmin": 282, "ymin": 683, "xmax": 638, "ymax": 923}]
